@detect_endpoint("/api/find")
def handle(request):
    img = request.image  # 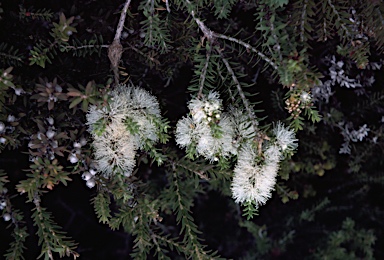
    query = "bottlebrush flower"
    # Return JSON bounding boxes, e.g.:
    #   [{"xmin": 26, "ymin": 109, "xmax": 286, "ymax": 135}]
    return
[
  {"xmin": 231, "ymin": 144, "xmax": 281, "ymax": 207},
  {"xmin": 175, "ymin": 116, "xmax": 199, "ymax": 148},
  {"xmin": 175, "ymin": 93, "xmax": 237, "ymax": 161},
  {"xmin": 92, "ymin": 120, "xmax": 137, "ymax": 177},
  {"xmin": 86, "ymin": 84, "xmax": 165, "ymax": 178}
]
